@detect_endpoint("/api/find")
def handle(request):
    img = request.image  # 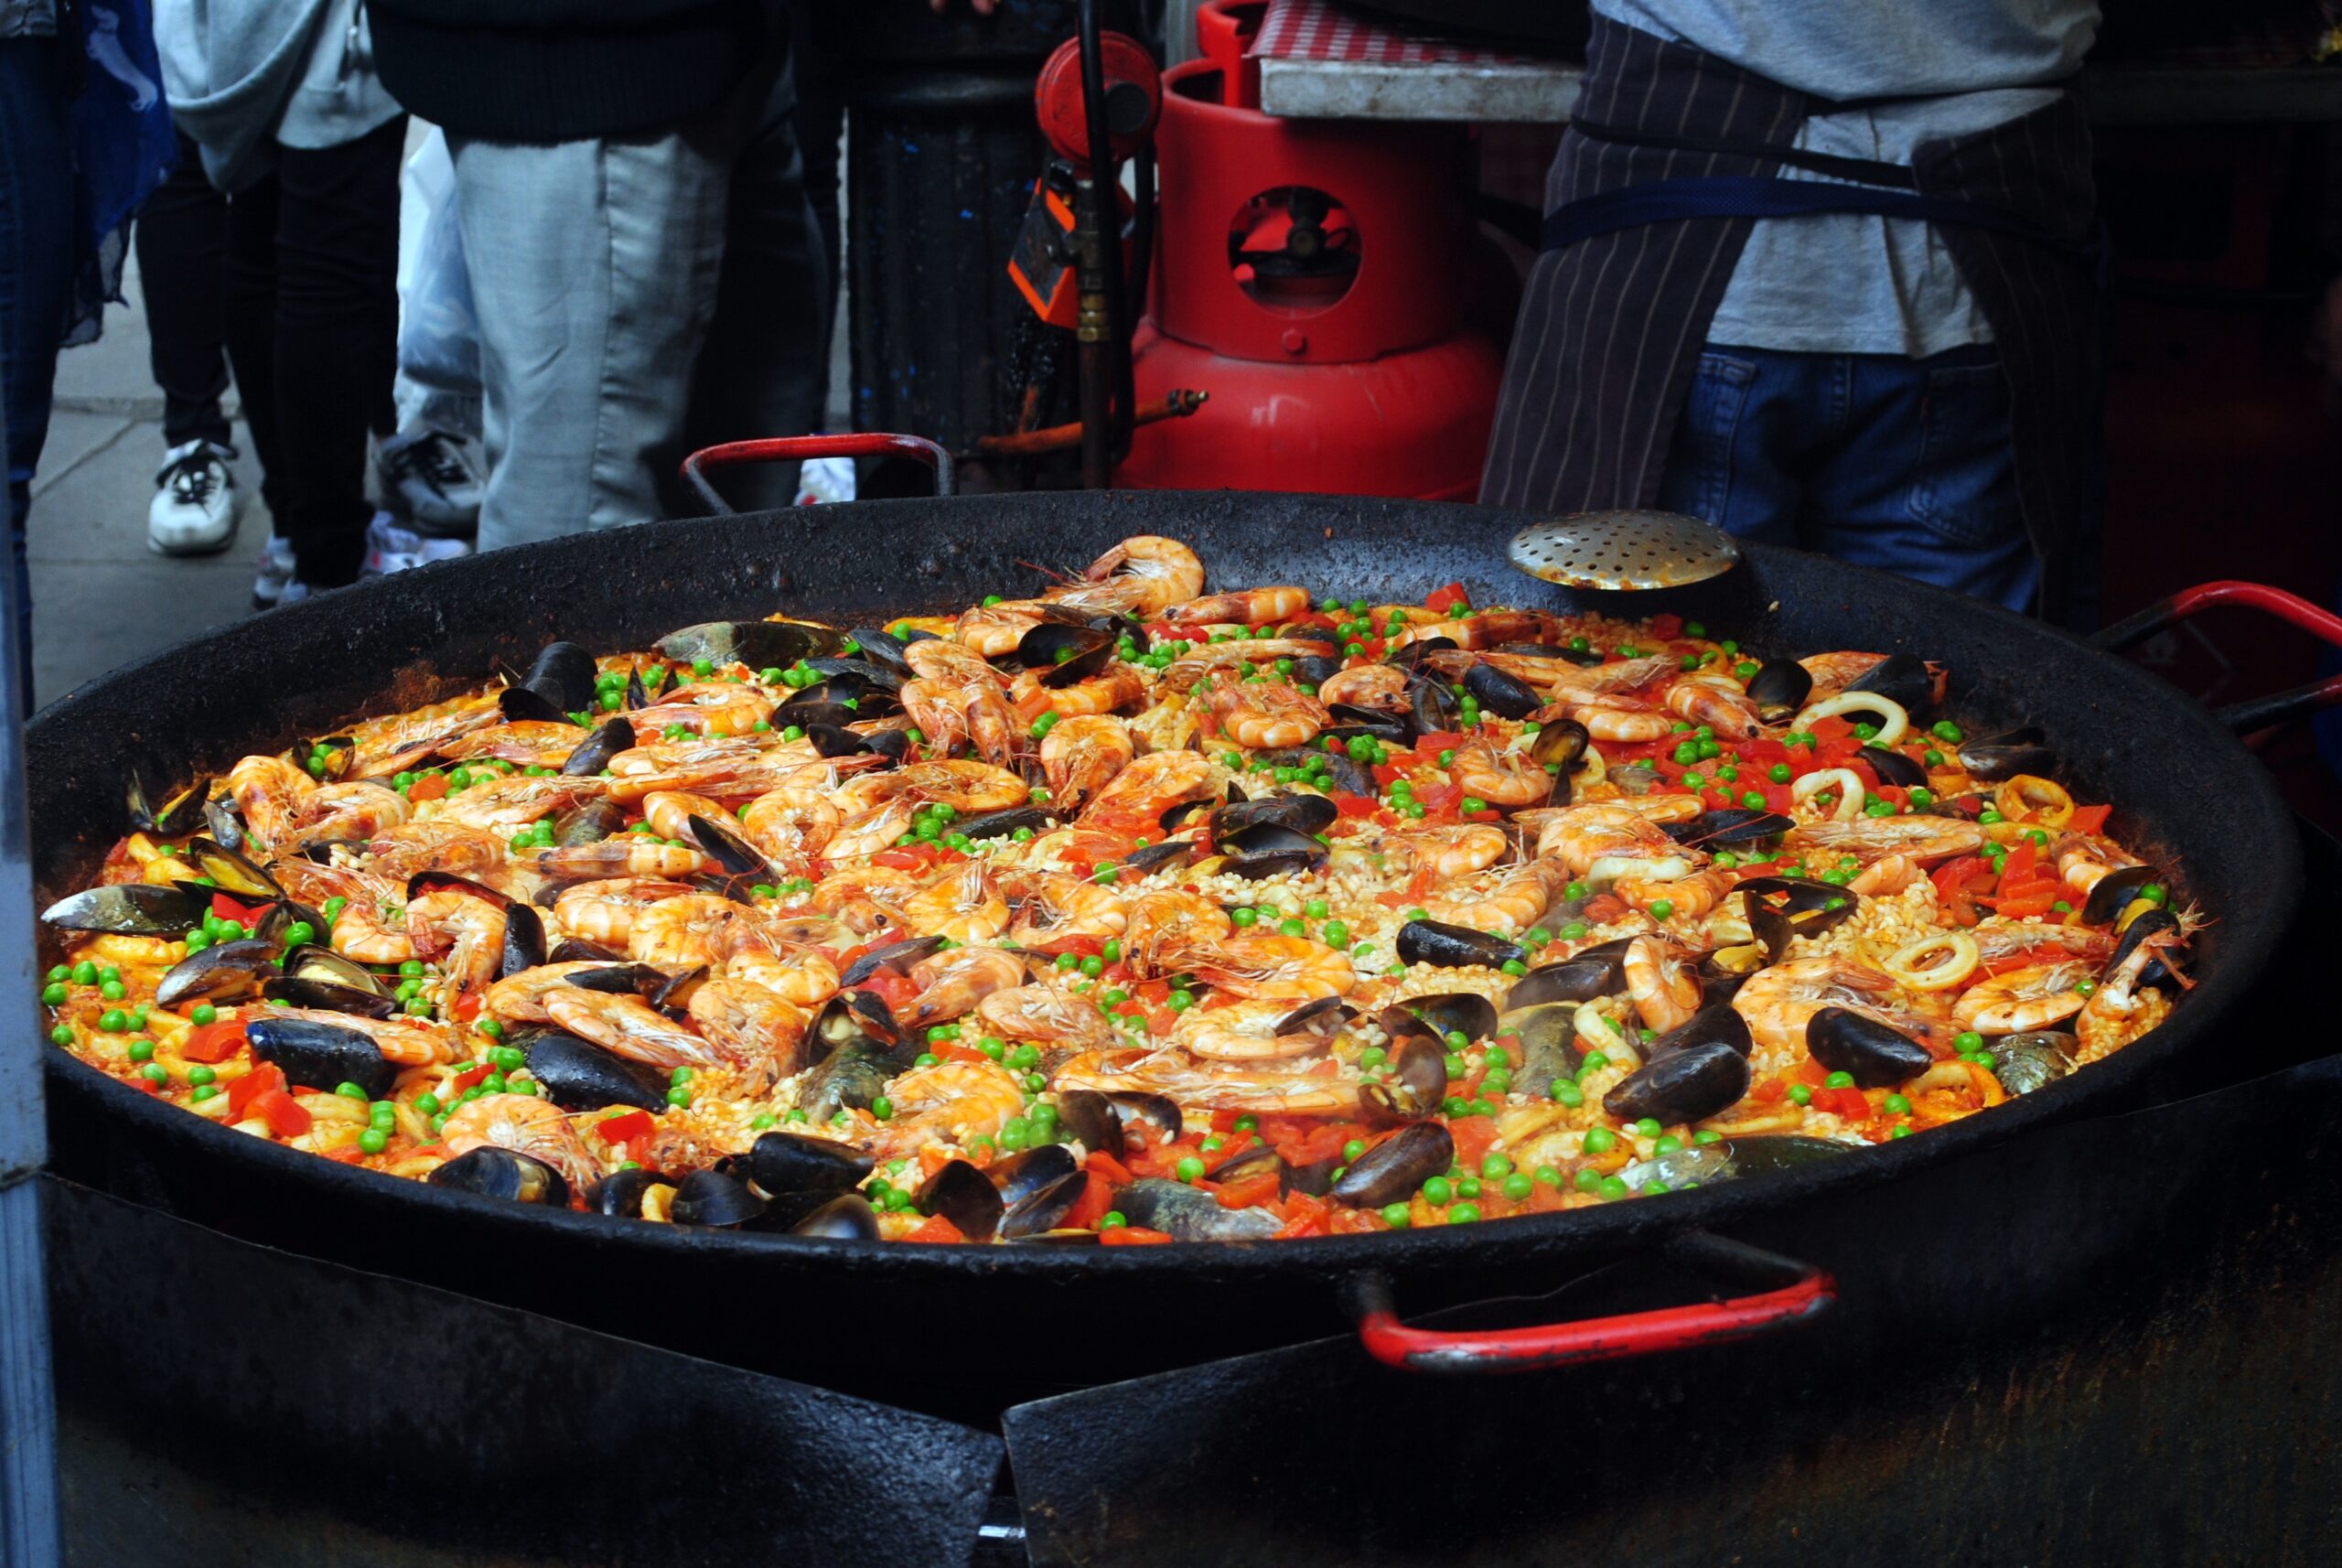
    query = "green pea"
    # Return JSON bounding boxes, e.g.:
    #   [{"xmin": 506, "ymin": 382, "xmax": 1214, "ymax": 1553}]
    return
[
  {"xmin": 1176, "ymin": 1155, "xmax": 1206, "ymax": 1183},
  {"xmin": 1582, "ymin": 1128, "xmax": 1616, "ymax": 1155},
  {"xmin": 40, "ymin": 983, "xmax": 65, "ymax": 1007},
  {"xmin": 870, "ymin": 1096, "xmax": 894, "ymax": 1121},
  {"xmin": 1789, "ymin": 1084, "xmax": 1812, "ymax": 1106},
  {"xmin": 1448, "ymin": 1204, "xmax": 1481, "ymax": 1224},
  {"xmin": 98, "ymin": 1009, "xmax": 127, "ymax": 1034},
  {"xmin": 1380, "ymin": 1203, "xmax": 1411, "ymax": 1229},
  {"xmin": 70, "ymin": 961, "xmax": 98, "ymax": 985},
  {"xmin": 1423, "ymin": 1176, "xmax": 1454, "ymax": 1205},
  {"xmin": 1552, "ymin": 1079, "xmax": 1584, "ymax": 1108},
  {"xmin": 125, "ymin": 1037, "xmax": 154, "ymax": 1062},
  {"xmin": 1501, "ymin": 1172, "xmax": 1534, "ymax": 1202},
  {"xmin": 1480, "ymin": 1152, "xmax": 1513, "ymax": 1179},
  {"xmin": 1824, "ymin": 1070, "xmax": 1855, "ymax": 1089}
]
